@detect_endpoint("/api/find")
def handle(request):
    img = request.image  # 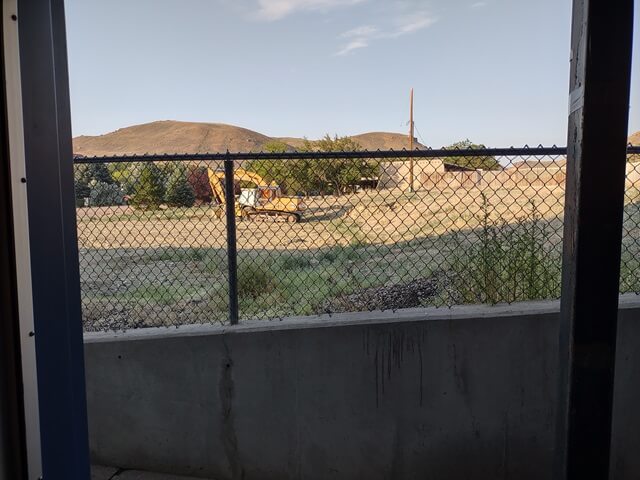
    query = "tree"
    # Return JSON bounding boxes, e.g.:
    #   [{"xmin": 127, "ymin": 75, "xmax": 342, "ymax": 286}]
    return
[
  {"xmin": 248, "ymin": 135, "xmax": 380, "ymax": 196},
  {"xmin": 165, "ymin": 164, "xmax": 196, "ymax": 207},
  {"xmin": 110, "ymin": 163, "xmax": 140, "ymax": 195},
  {"xmin": 187, "ymin": 166, "xmax": 213, "ymax": 204},
  {"xmin": 88, "ymin": 163, "xmax": 116, "ymax": 184},
  {"xmin": 262, "ymin": 140, "xmax": 290, "ymax": 153},
  {"xmin": 74, "ymin": 163, "xmax": 118, "ymax": 205},
  {"xmin": 301, "ymin": 135, "xmax": 378, "ymax": 196},
  {"xmin": 74, "ymin": 165, "xmax": 91, "ymax": 203},
  {"xmin": 131, "ymin": 163, "xmax": 165, "ymax": 209},
  {"xmin": 89, "ymin": 182, "xmax": 124, "ymax": 207},
  {"xmin": 442, "ymin": 139, "xmax": 501, "ymax": 170}
]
